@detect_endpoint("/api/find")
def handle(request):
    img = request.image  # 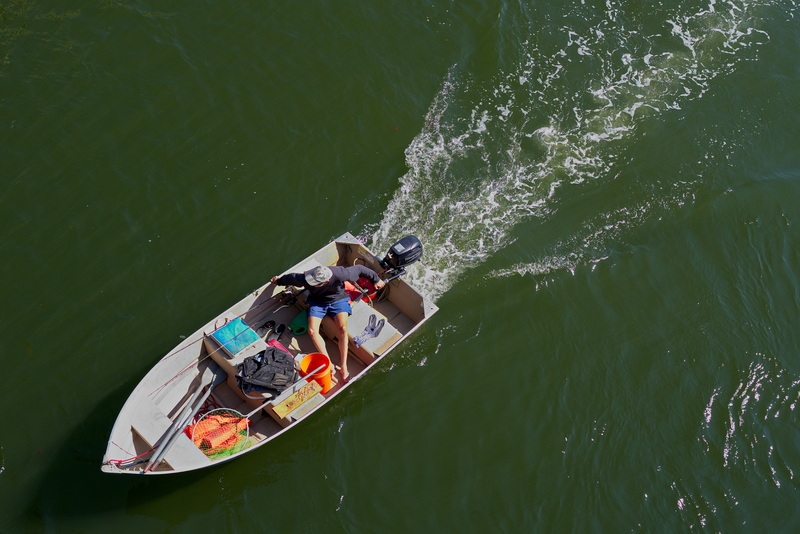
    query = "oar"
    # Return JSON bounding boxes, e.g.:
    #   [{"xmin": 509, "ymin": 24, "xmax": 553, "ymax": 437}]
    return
[
  {"xmin": 302, "ymin": 364, "xmax": 326, "ymax": 381},
  {"xmin": 144, "ymin": 363, "xmax": 227, "ymax": 472},
  {"xmin": 146, "ymin": 364, "xmax": 215, "ymax": 458}
]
